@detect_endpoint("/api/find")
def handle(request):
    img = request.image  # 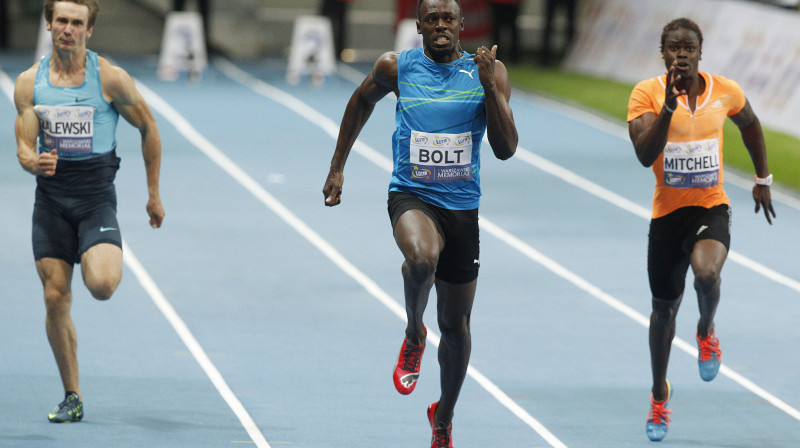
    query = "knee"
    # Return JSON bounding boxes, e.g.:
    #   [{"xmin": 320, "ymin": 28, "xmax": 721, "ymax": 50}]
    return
[
  {"xmin": 87, "ymin": 278, "xmax": 119, "ymax": 301},
  {"xmin": 43, "ymin": 288, "xmax": 71, "ymax": 316},
  {"xmin": 651, "ymin": 295, "xmax": 681, "ymax": 324},
  {"xmin": 89, "ymin": 284, "xmax": 116, "ymax": 301},
  {"xmin": 83, "ymin": 268, "xmax": 121, "ymax": 301},
  {"xmin": 693, "ymin": 267, "xmax": 721, "ymax": 293},
  {"xmin": 403, "ymin": 251, "xmax": 438, "ymax": 283},
  {"xmin": 438, "ymin": 313, "xmax": 471, "ymax": 340}
]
